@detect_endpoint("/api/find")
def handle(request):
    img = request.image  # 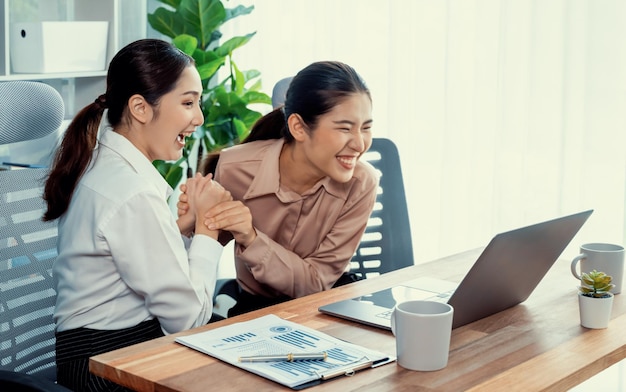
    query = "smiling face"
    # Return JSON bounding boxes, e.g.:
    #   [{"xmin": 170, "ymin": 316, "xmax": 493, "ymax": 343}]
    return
[
  {"xmin": 133, "ymin": 65, "xmax": 204, "ymax": 162},
  {"xmin": 284, "ymin": 92, "xmax": 373, "ymax": 190}
]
